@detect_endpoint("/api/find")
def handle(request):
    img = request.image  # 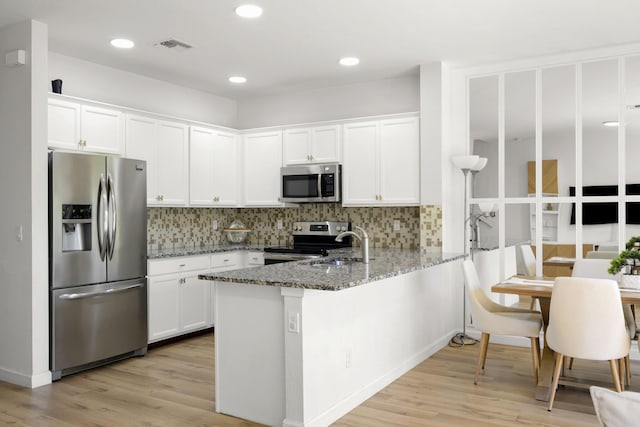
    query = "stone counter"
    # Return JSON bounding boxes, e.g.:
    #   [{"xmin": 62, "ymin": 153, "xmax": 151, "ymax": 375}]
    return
[
  {"xmin": 148, "ymin": 243, "xmax": 264, "ymax": 259},
  {"xmin": 199, "ymin": 248, "xmax": 462, "ymax": 291}
]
